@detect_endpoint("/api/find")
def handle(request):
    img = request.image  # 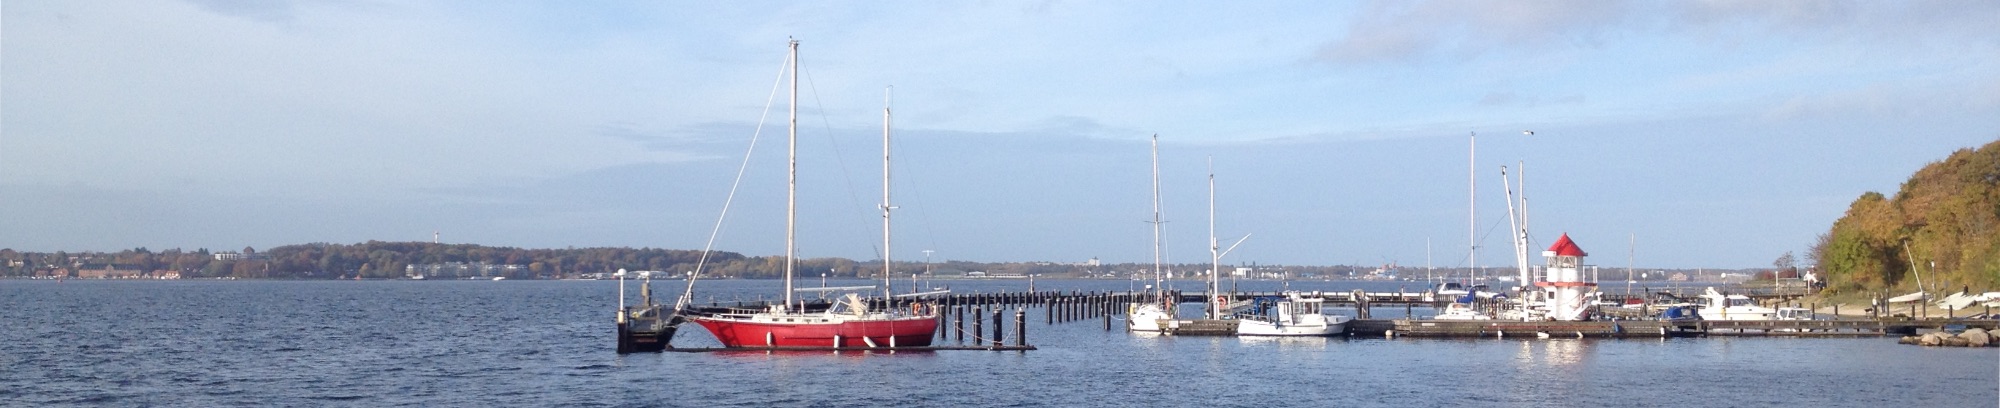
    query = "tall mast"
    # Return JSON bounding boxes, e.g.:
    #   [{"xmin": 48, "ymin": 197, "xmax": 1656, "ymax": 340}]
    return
[
  {"xmin": 881, "ymin": 86, "xmax": 894, "ymax": 302},
  {"xmin": 1207, "ymin": 157, "xmax": 1220, "ymax": 319},
  {"xmin": 1468, "ymin": 132, "xmax": 1476, "ymax": 282},
  {"xmin": 783, "ymin": 39, "xmax": 798, "ymax": 312},
  {"xmin": 1501, "ymin": 166, "xmax": 1531, "ymax": 320},
  {"xmin": 1150, "ymin": 135, "xmax": 1163, "ymax": 297},
  {"xmin": 1627, "ymin": 233, "xmax": 1635, "ymax": 295},
  {"xmin": 1517, "ymin": 160, "xmax": 1529, "ymax": 286}
]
